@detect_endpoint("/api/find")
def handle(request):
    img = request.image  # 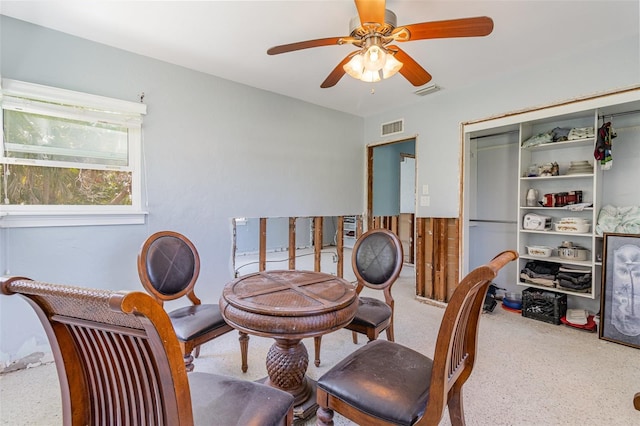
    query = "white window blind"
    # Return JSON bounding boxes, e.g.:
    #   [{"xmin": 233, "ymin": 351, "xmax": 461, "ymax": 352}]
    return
[{"xmin": 1, "ymin": 78, "xmax": 148, "ymax": 228}]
